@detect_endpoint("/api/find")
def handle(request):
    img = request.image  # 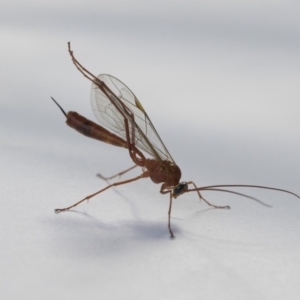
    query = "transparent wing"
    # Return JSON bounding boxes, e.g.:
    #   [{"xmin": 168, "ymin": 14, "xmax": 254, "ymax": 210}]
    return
[{"xmin": 91, "ymin": 74, "xmax": 174, "ymax": 163}]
